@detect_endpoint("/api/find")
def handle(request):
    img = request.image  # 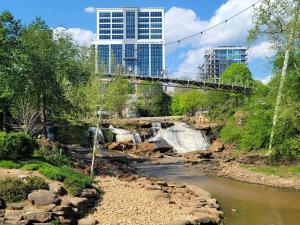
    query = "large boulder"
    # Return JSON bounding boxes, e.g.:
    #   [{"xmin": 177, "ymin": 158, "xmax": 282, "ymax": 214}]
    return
[
  {"xmin": 209, "ymin": 140, "xmax": 225, "ymax": 152},
  {"xmin": 4, "ymin": 210, "xmax": 23, "ymax": 221},
  {"xmin": 28, "ymin": 190, "xmax": 59, "ymax": 206},
  {"xmin": 23, "ymin": 211, "xmax": 52, "ymax": 223}
]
